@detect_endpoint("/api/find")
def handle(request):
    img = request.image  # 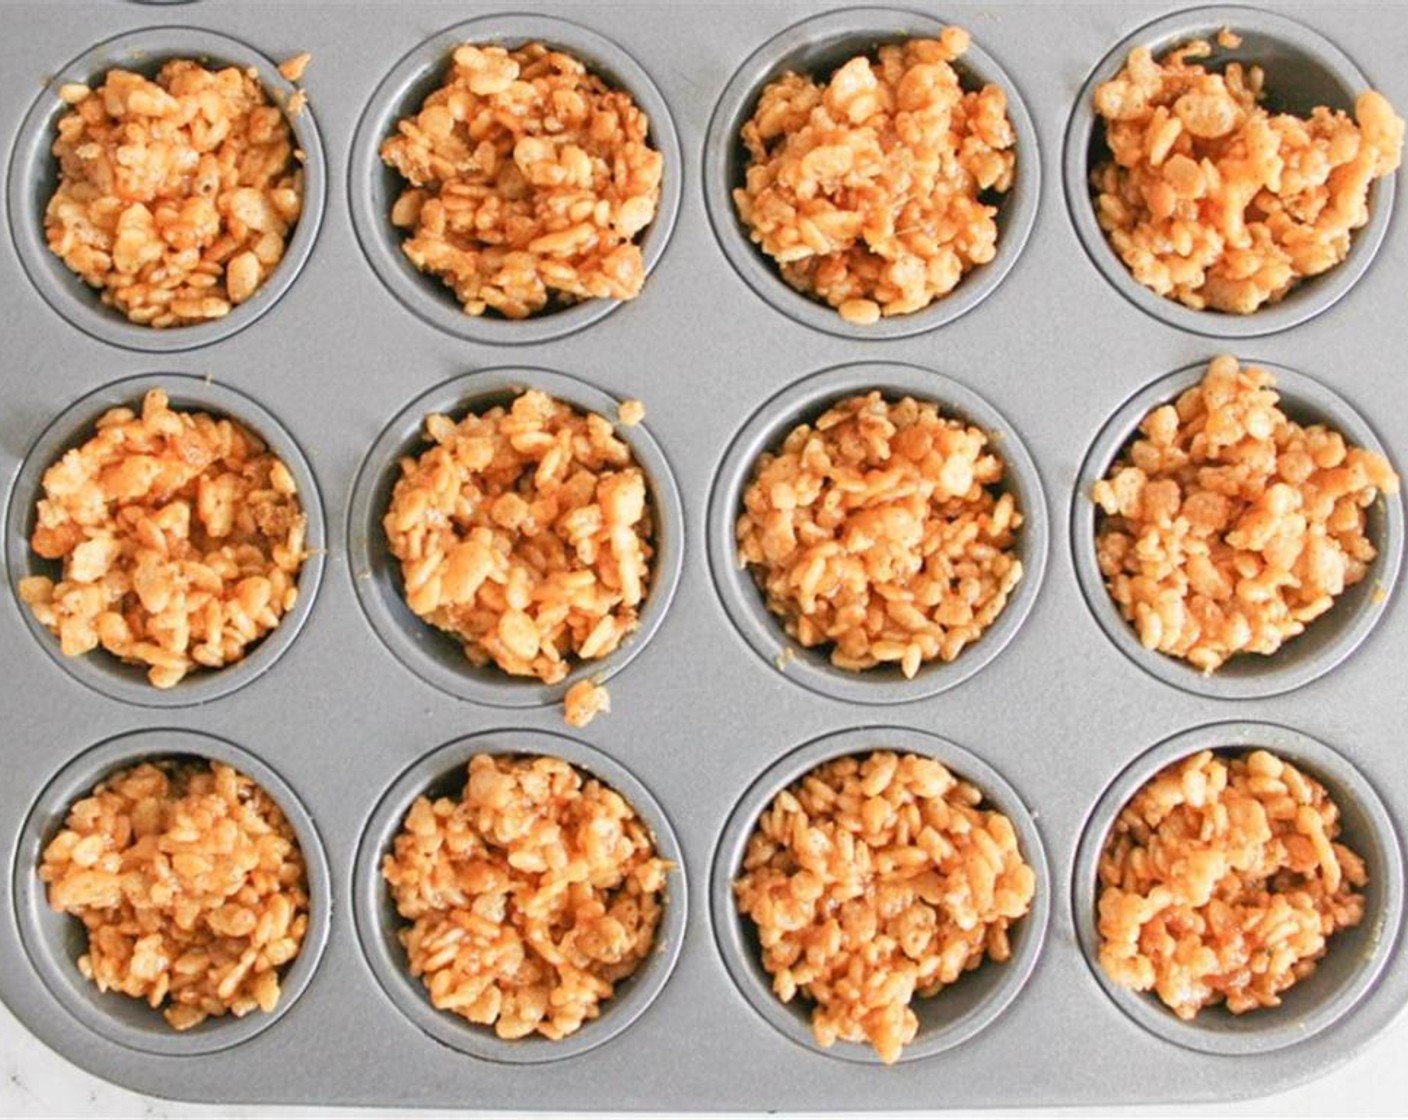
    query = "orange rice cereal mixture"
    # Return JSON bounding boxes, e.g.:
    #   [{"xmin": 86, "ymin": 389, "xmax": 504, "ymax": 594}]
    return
[
  {"xmin": 1098, "ymin": 749, "xmax": 1366, "ymax": 1019},
  {"xmin": 562, "ymin": 679, "xmax": 611, "ymax": 729},
  {"xmin": 1091, "ymin": 31, "xmax": 1405, "ymax": 314},
  {"xmin": 734, "ymin": 751, "xmax": 1036, "ymax": 1063},
  {"xmin": 383, "ymin": 390, "xmax": 653, "ymax": 685},
  {"xmin": 46, "ymin": 61, "xmax": 304, "ymax": 326},
  {"xmin": 380, "ymin": 42, "xmax": 664, "ymax": 319},
  {"xmin": 39, "ymin": 759, "xmax": 310, "ymax": 1030},
  {"xmin": 1093, "ymin": 356, "xmax": 1398, "ymax": 672},
  {"xmin": 382, "ymin": 753, "xmax": 669, "ymax": 1041},
  {"xmin": 19, "ymin": 390, "xmax": 308, "ymax": 688},
  {"xmin": 734, "ymin": 29, "xmax": 1017, "ymax": 325},
  {"xmin": 737, "ymin": 392, "xmax": 1023, "ymax": 677}
]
